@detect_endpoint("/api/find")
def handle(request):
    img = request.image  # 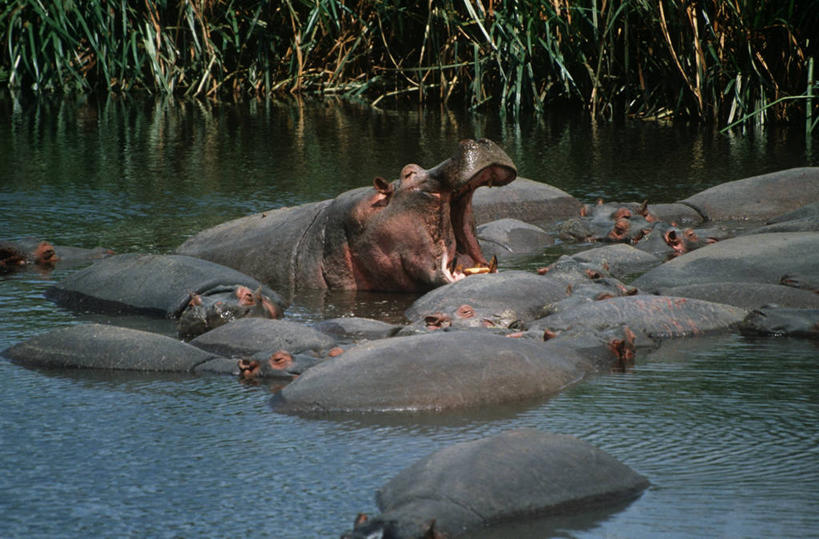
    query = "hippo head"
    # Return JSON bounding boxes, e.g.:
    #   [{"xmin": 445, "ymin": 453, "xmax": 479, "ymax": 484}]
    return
[
  {"xmin": 324, "ymin": 139, "xmax": 516, "ymax": 291},
  {"xmin": 177, "ymin": 285, "xmax": 283, "ymax": 340}
]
